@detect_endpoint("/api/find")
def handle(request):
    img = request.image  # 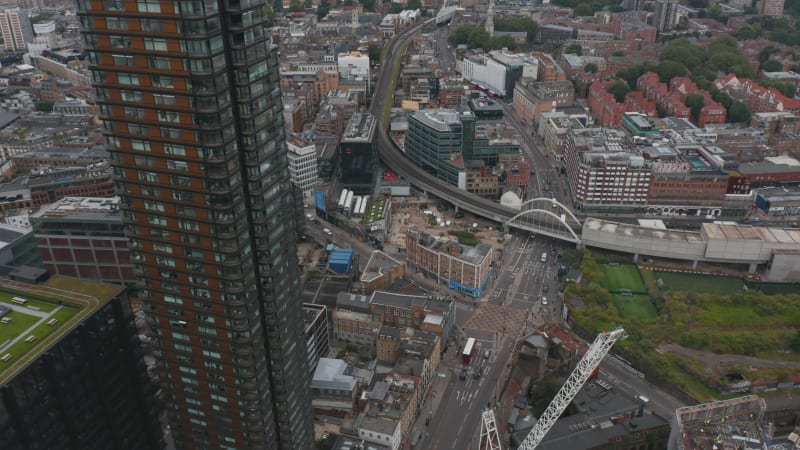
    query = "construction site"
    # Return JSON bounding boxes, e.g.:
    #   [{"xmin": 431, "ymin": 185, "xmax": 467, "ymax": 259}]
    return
[{"xmin": 668, "ymin": 395, "xmax": 769, "ymax": 450}]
